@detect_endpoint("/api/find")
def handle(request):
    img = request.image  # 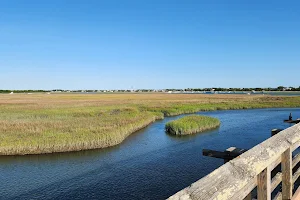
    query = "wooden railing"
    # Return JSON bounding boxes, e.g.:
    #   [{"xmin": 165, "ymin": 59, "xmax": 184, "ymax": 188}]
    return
[{"xmin": 168, "ymin": 123, "xmax": 300, "ymax": 200}]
